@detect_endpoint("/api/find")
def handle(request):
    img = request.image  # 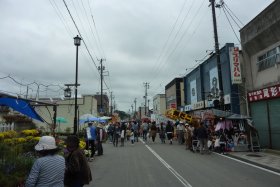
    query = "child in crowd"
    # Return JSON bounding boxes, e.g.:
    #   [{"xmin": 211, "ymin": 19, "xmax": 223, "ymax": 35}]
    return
[{"xmin": 130, "ymin": 129, "xmax": 135, "ymax": 144}]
